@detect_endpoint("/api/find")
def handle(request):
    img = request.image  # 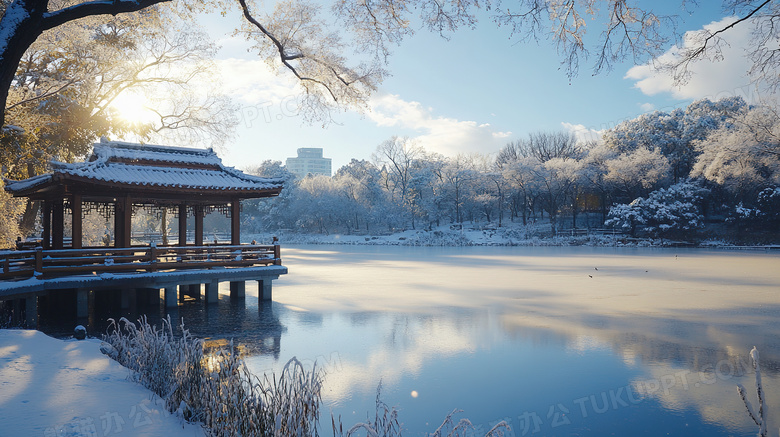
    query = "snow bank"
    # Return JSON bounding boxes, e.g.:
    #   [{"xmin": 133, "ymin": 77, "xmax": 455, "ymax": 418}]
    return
[
  {"xmin": 248, "ymin": 222, "xmax": 655, "ymax": 248},
  {"xmin": 0, "ymin": 329, "xmax": 204, "ymax": 437}
]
